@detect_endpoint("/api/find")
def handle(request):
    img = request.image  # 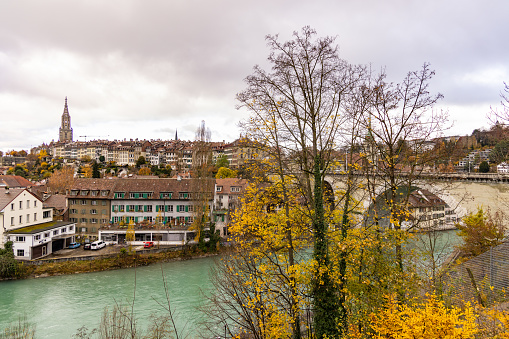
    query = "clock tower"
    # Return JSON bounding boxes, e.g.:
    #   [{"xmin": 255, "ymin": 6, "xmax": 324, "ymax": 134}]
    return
[{"xmin": 58, "ymin": 97, "xmax": 73, "ymax": 142}]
